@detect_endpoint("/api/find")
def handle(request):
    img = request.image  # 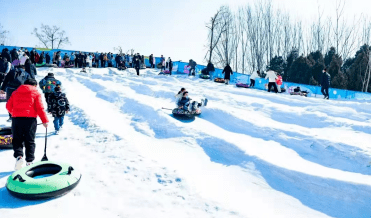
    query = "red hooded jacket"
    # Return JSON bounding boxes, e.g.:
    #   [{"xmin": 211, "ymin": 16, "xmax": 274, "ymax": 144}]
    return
[
  {"xmin": 276, "ymin": 75, "xmax": 283, "ymax": 86},
  {"xmin": 6, "ymin": 85, "xmax": 49, "ymax": 123}
]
